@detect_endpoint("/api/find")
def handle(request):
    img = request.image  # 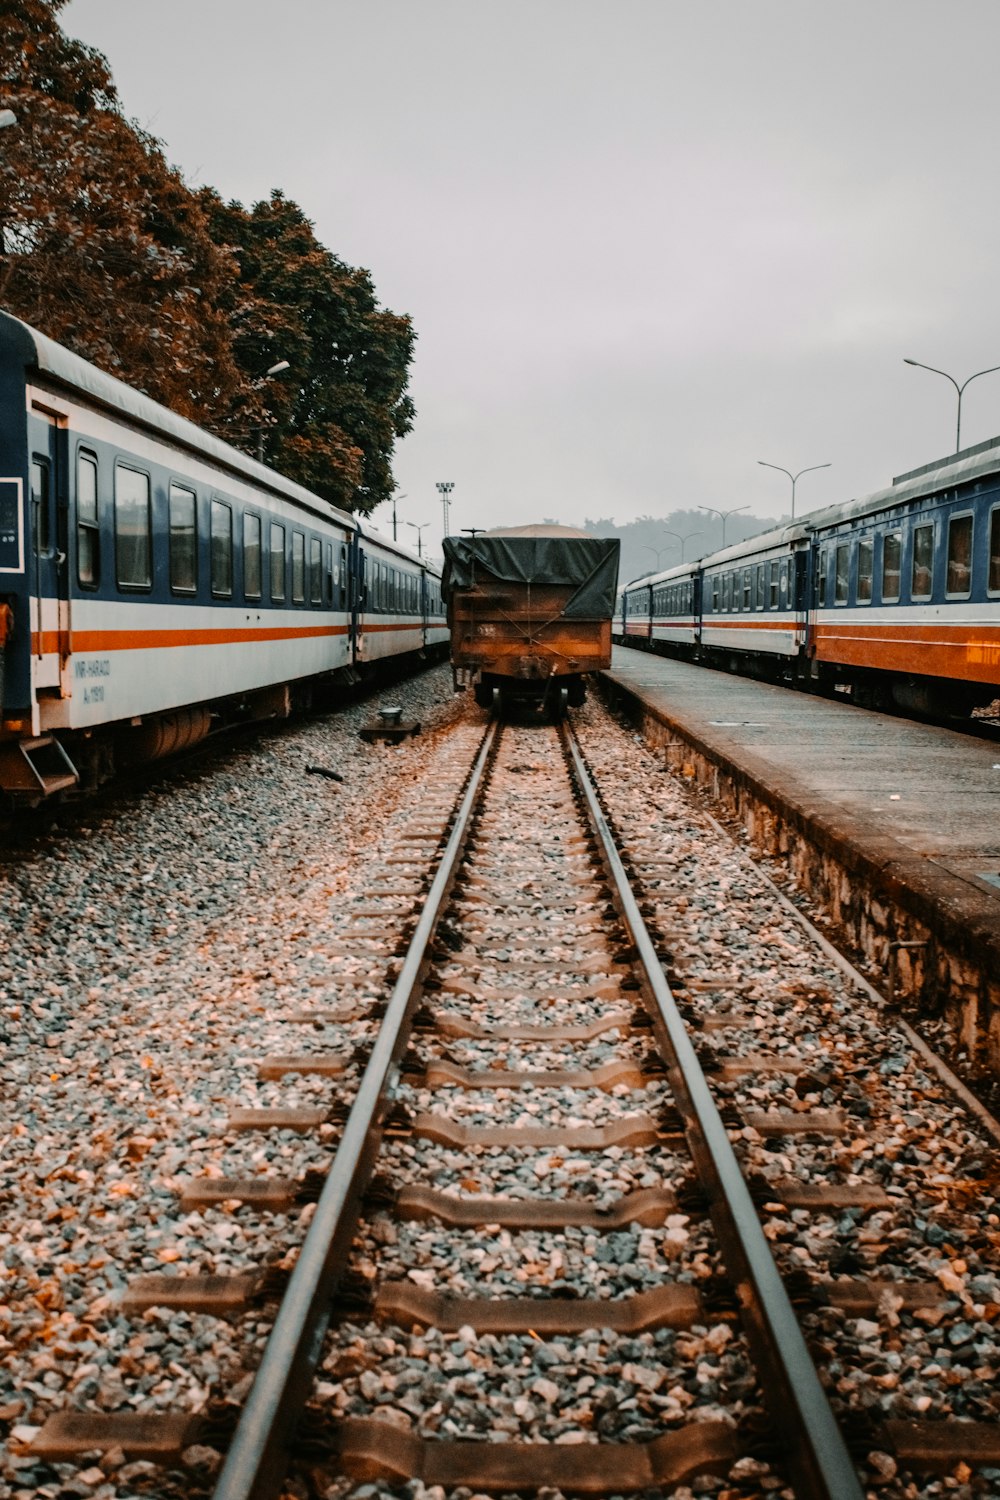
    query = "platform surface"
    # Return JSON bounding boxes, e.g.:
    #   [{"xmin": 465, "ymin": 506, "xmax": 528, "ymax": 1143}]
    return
[{"xmin": 603, "ymin": 647, "xmax": 1000, "ymax": 906}]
